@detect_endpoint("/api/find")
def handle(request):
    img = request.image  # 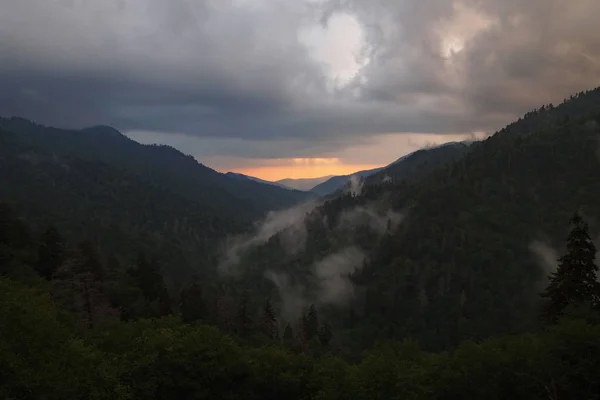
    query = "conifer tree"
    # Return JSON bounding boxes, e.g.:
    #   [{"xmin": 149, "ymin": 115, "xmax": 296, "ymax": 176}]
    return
[
  {"xmin": 304, "ymin": 304, "xmax": 319, "ymax": 340},
  {"xmin": 180, "ymin": 275, "xmax": 206, "ymax": 323},
  {"xmin": 541, "ymin": 212, "xmax": 600, "ymax": 322},
  {"xmin": 35, "ymin": 226, "xmax": 65, "ymax": 280},
  {"xmin": 129, "ymin": 253, "xmax": 171, "ymax": 316},
  {"xmin": 235, "ymin": 292, "xmax": 253, "ymax": 335},
  {"xmin": 53, "ymin": 245, "xmax": 118, "ymax": 329},
  {"xmin": 318, "ymin": 322, "xmax": 333, "ymax": 346},
  {"xmin": 260, "ymin": 298, "xmax": 278, "ymax": 340},
  {"xmin": 283, "ymin": 323, "xmax": 294, "ymax": 348}
]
